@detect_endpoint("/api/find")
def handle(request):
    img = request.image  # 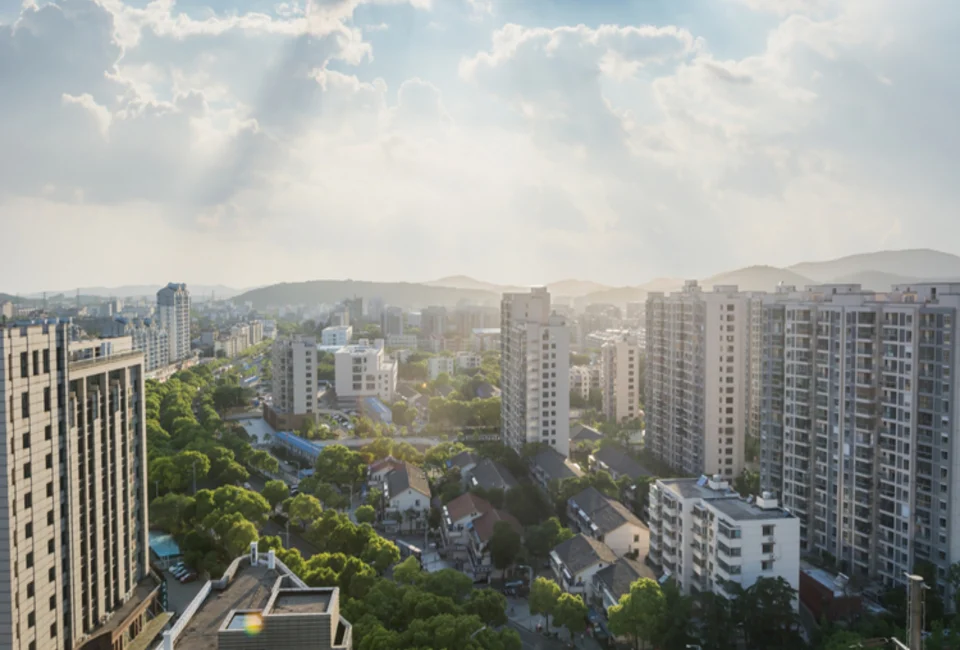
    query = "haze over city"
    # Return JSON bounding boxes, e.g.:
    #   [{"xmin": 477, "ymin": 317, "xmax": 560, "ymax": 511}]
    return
[{"xmin": 2, "ymin": 0, "xmax": 959, "ymax": 291}]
